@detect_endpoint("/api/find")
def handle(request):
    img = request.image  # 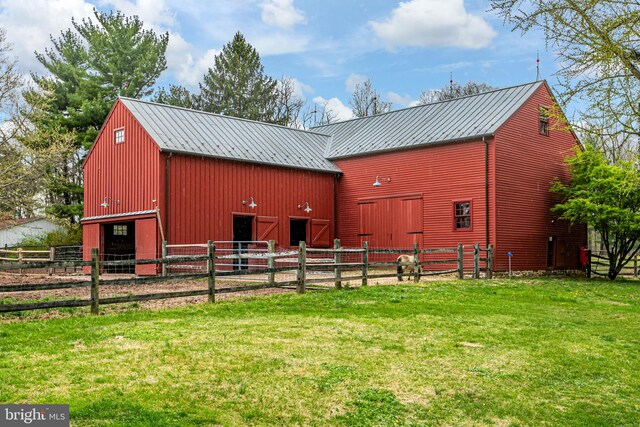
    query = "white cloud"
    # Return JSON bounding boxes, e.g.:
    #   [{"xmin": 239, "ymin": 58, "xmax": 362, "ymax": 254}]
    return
[
  {"xmin": 251, "ymin": 33, "xmax": 309, "ymax": 56},
  {"xmin": 312, "ymin": 96, "xmax": 354, "ymax": 122},
  {"xmin": 345, "ymin": 73, "xmax": 368, "ymax": 93},
  {"xmin": 0, "ymin": 0, "xmax": 95, "ymax": 74},
  {"xmin": 170, "ymin": 43, "xmax": 218, "ymax": 87},
  {"xmin": 260, "ymin": 0, "xmax": 305, "ymax": 30},
  {"xmin": 369, "ymin": 0, "xmax": 496, "ymax": 50},
  {"xmin": 387, "ymin": 91, "xmax": 419, "ymax": 108},
  {"xmin": 101, "ymin": 0, "xmax": 176, "ymax": 28}
]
